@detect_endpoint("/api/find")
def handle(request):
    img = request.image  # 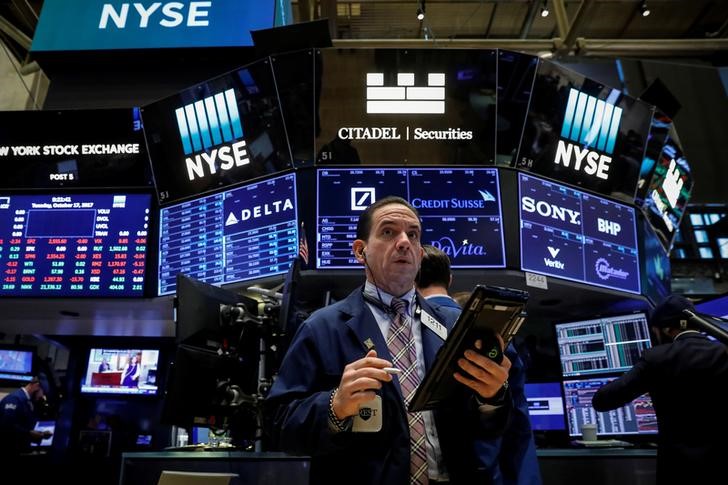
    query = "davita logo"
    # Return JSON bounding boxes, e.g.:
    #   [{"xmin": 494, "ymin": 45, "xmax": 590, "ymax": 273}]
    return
[
  {"xmin": 554, "ymin": 88, "xmax": 623, "ymax": 181},
  {"xmin": 175, "ymin": 88, "xmax": 250, "ymax": 181},
  {"xmin": 595, "ymin": 257, "xmax": 629, "ymax": 281}
]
